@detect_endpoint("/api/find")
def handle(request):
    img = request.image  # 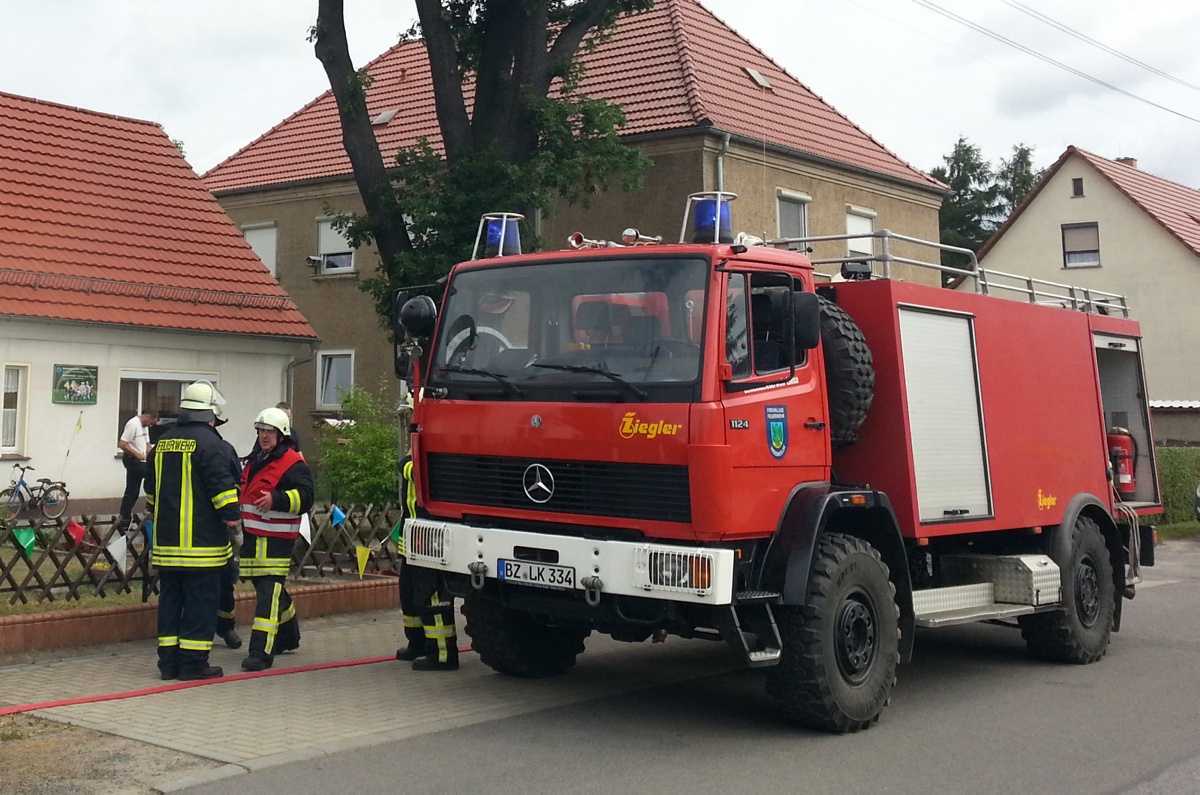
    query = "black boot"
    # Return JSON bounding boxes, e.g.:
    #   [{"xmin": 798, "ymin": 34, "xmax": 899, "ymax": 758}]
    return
[
  {"xmin": 396, "ymin": 620, "xmax": 426, "ymax": 660},
  {"xmin": 218, "ymin": 627, "xmax": 242, "ymax": 649},
  {"xmin": 240, "ymin": 653, "xmax": 272, "ymax": 672},
  {"xmin": 179, "ymin": 665, "xmax": 223, "ymax": 681}
]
